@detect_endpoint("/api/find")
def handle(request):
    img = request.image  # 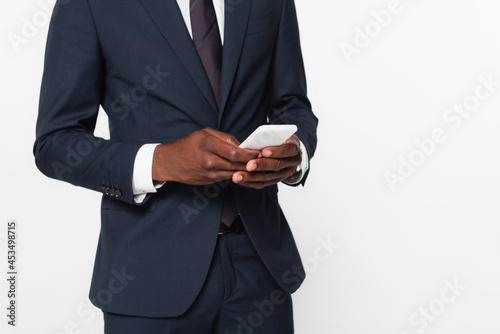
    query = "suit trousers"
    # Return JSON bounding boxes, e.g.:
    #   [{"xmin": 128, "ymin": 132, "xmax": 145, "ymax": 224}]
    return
[{"xmin": 103, "ymin": 230, "xmax": 294, "ymax": 334}]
